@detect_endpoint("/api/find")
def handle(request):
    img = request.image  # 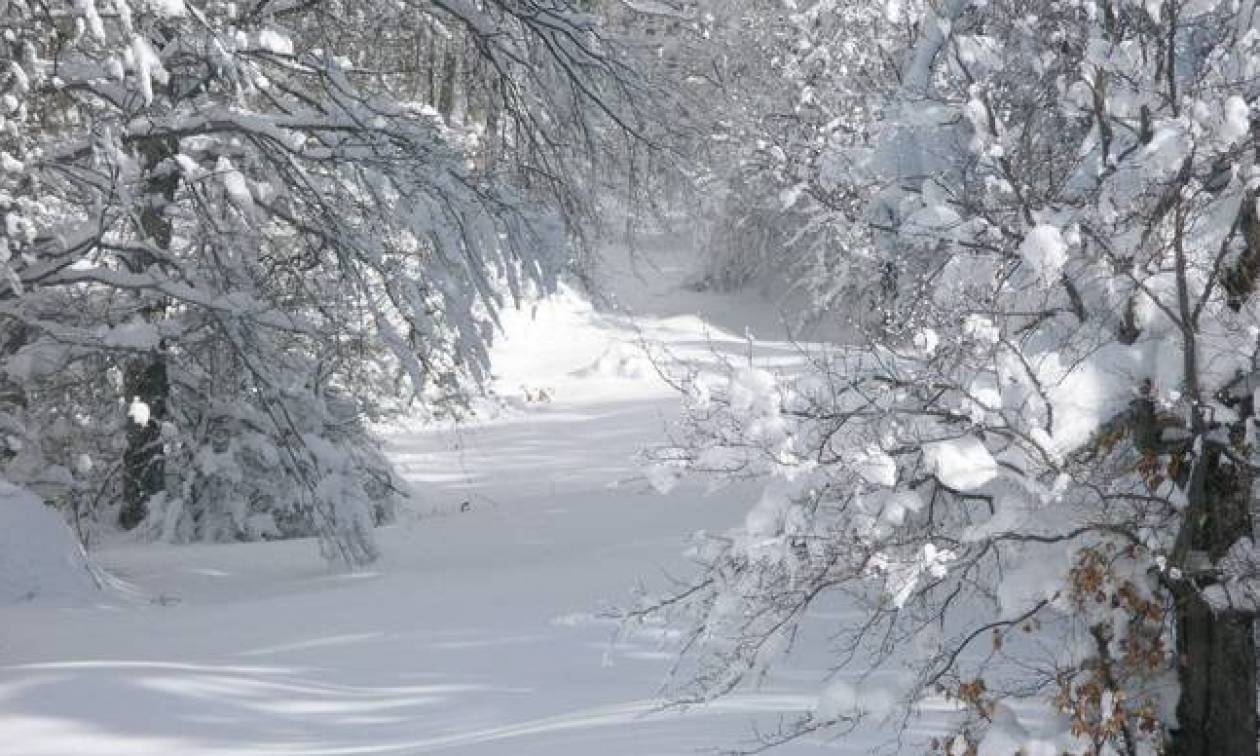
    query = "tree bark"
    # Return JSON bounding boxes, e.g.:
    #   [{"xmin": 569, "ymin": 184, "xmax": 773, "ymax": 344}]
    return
[
  {"xmin": 484, "ymin": 75, "xmax": 501, "ymax": 172},
  {"xmin": 1171, "ymin": 447, "xmax": 1257, "ymax": 756},
  {"xmin": 118, "ymin": 135, "xmax": 178, "ymax": 530},
  {"xmin": 119, "ymin": 356, "xmax": 168, "ymax": 529},
  {"xmin": 438, "ymin": 40, "xmax": 459, "ymax": 120}
]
